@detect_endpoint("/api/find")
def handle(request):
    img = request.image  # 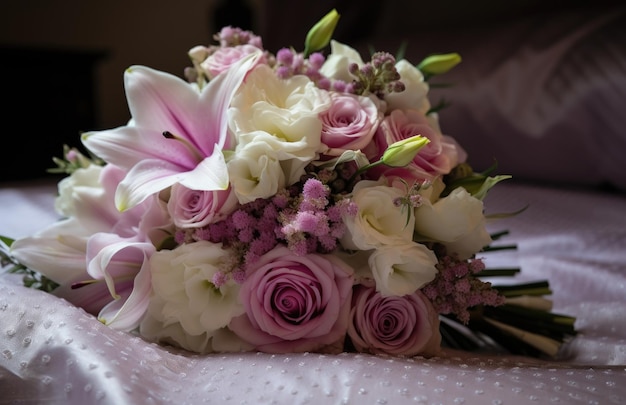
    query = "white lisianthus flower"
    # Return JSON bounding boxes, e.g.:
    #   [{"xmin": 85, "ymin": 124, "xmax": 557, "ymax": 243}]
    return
[
  {"xmin": 414, "ymin": 187, "xmax": 492, "ymax": 260},
  {"xmin": 385, "ymin": 59, "xmax": 431, "ymax": 114},
  {"xmin": 139, "ymin": 241, "xmax": 244, "ymax": 354},
  {"xmin": 341, "ymin": 179, "xmax": 414, "ymax": 251},
  {"xmin": 443, "ymin": 228, "xmax": 492, "ymax": 261},
  {"xmin": 319, "ymin": 40, "xmax": 365, "ymax": 83},
  {"xmin": 55, "ymin": 164, "xmax": 104, "ymax": 218},
  {"xmin": 226, "ymin": 139, "xmax": 286, "ymax": 204},
  {"xmin": 228, "ymin": 64, "xmax": 332, "ymax": 184},
  {"xmin": 368, "ymin": 243, "xmax": 438, "ymax": 297}
]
